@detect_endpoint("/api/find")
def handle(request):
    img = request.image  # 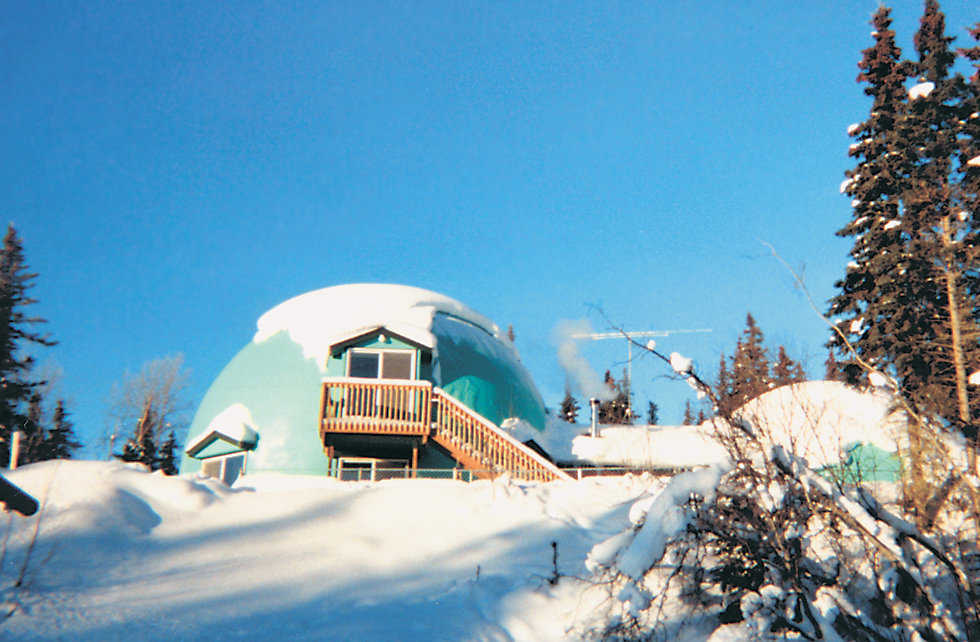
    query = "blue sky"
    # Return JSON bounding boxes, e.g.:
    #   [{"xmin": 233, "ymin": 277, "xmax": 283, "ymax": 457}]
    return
[{"xmin": 4, "ymin": 1, "xmax": 978, "ymax": 454}]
